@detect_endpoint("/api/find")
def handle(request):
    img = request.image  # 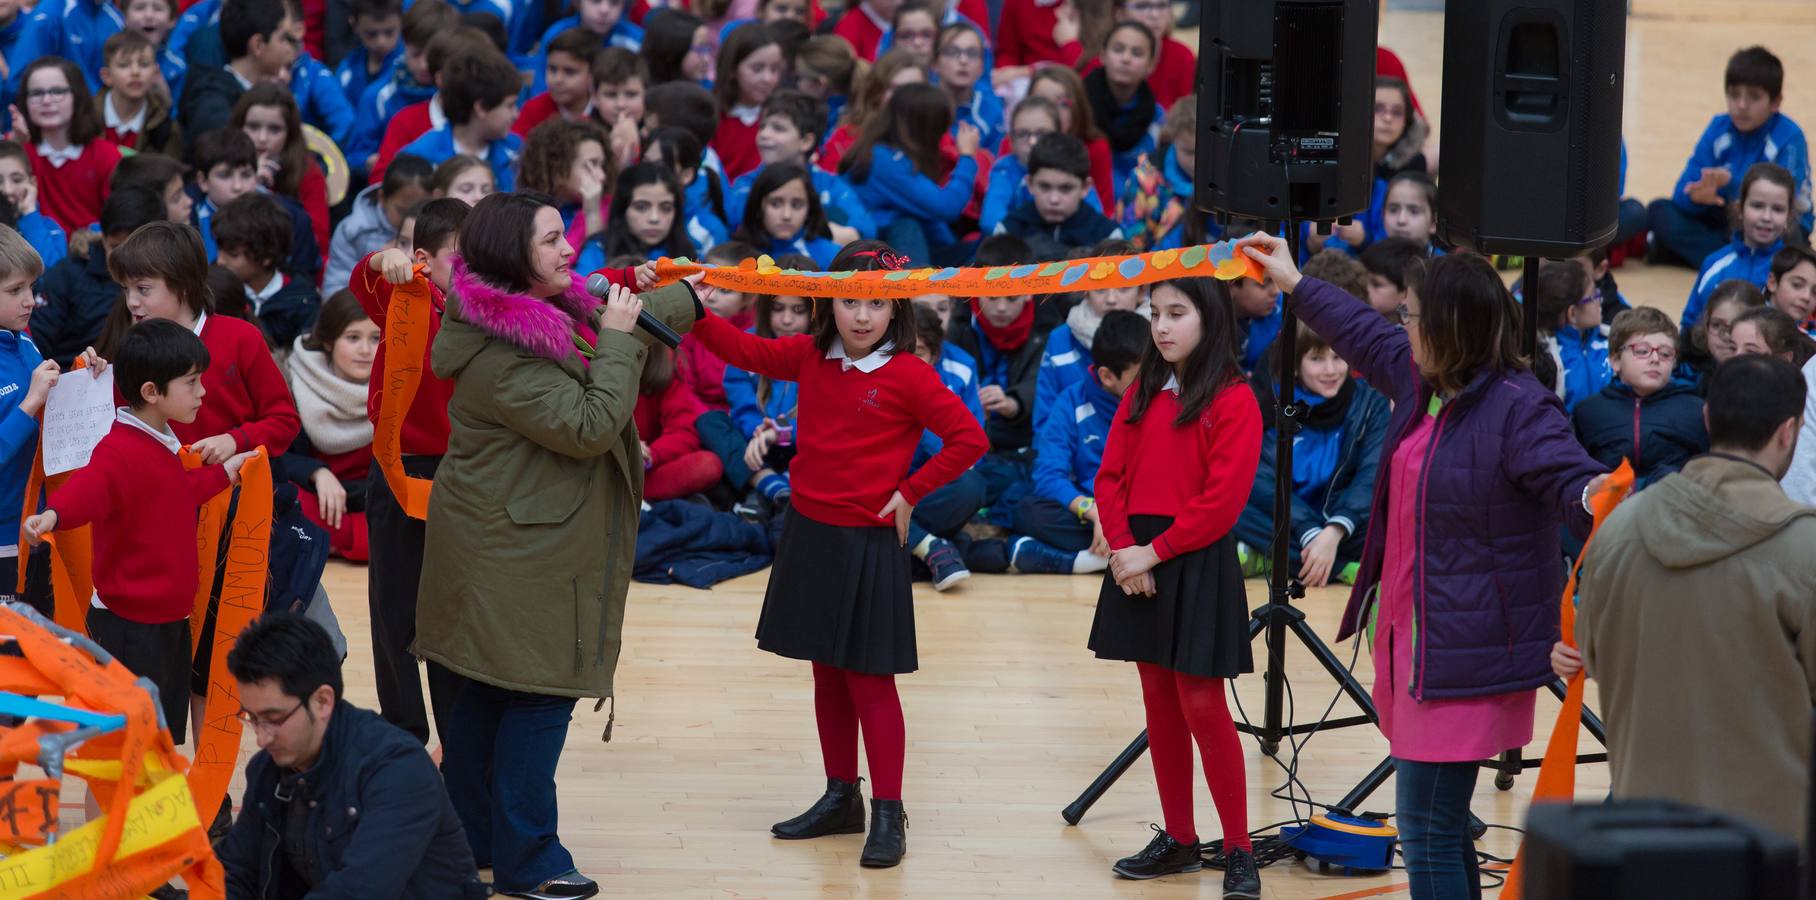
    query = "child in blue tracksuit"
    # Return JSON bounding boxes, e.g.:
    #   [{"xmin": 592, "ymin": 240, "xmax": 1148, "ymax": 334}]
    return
[
  {"xmin": 1232, "ymin": 320, "xmax": 1389, "ymax": 586},
  {"xmin": 0, "ymin": 142, "xmax": 67, "ymax": 273},
  {"xmin": 726, "ymin": 91, "xmax": 876, "ymax": 241},
  {"xmin": 1033, "ymin": 239, "xmax": 1146, "ymax": 433},
  {"xmin": 335, "ymin": 0, "xmax": 404, "ymax": 107},
  {"xmin": 841, "ymin": 83, "xmax": 982, "ymax": 267},
  {"xmin": 933, "ymin": 22, "xmax": 1001, "ymax": 153},
  {"xmin": 8, "ymin": 0, "xmax": 122, "ymax": 93},
  {"xmin": 347, "ymin": 0, "xmax": 454, "ymax": 168},
  {"xmin": 1681, "ymin": 162, "xmax": 1795, "ymax": 331},
  {"xmin": 645, "ymin": 127, "xmax": 732, "ymax": 255},
  {"xmin": 903, "ymin": 302, "xmax": 990, "ymax": 589},
  {"xmin": 1013, "ymin": 308, "xmax": 1149, "ymax": 568},
  {"xmin": 732, "ymin": 164, "xmax": 844, "ymax": 268},
  {"xmin": 984, "ymin": 96, "xmax": 1104, "ymax": 235},
  {"xmin": 1649, "ymin": 46, "xmax": 1811, "ymax": 269},
  {"xmin": 708, "ymin": 287, "xmax": 813, "ymax": 516},
  {"xmin": 0, "ymin": 227, "xmax": 61, "ymax": 614},
  {"xmin": 1536, "ymin": 258, "xmax": 1612, "ymax": 413}
]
